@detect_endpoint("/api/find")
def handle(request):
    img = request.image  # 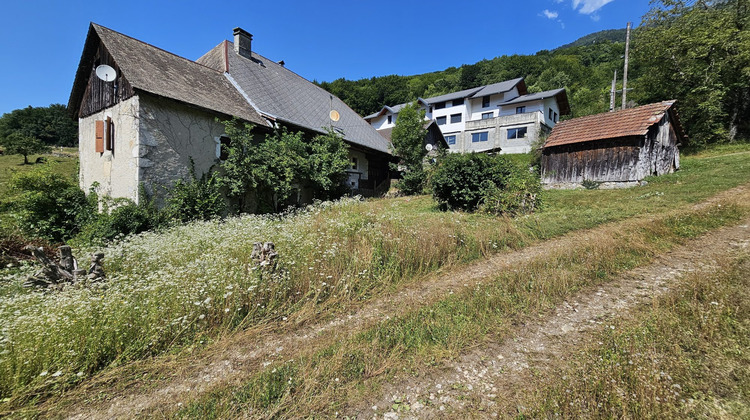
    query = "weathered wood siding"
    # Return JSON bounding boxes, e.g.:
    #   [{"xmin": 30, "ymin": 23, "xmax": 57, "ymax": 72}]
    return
[
  {"xmin": 542, "ymin": 114, "xmax": 680, "ymax": 184},
  {"xmin": 78, "ymin": 43, "xmax": 134, "ymax": 118}
]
